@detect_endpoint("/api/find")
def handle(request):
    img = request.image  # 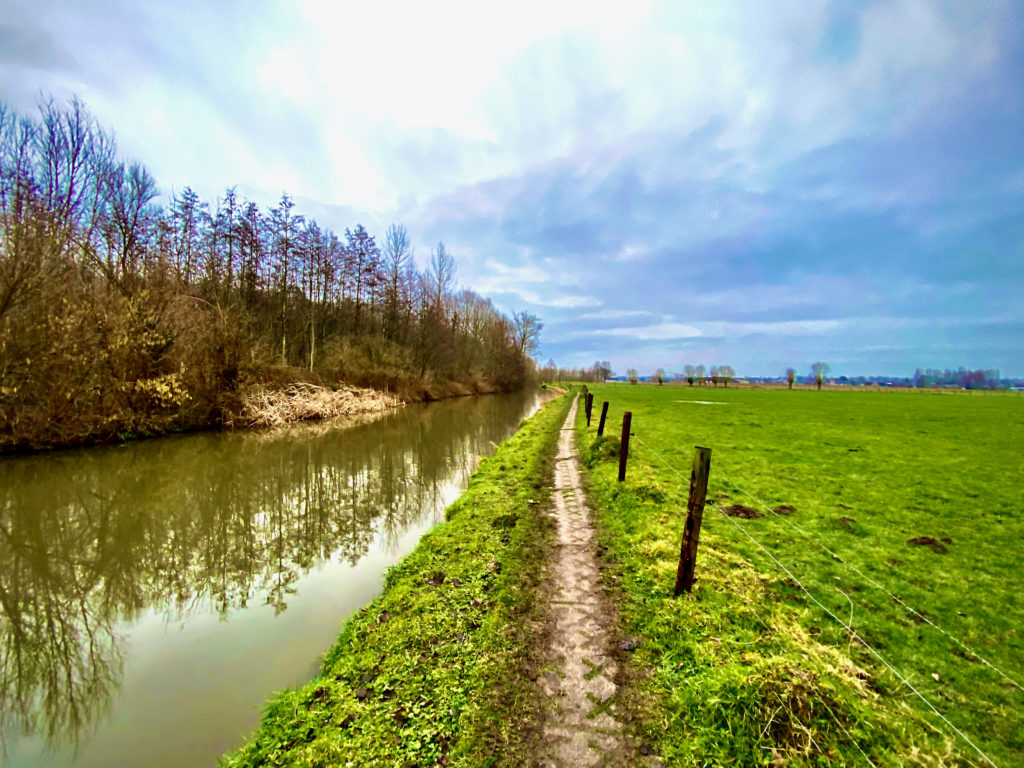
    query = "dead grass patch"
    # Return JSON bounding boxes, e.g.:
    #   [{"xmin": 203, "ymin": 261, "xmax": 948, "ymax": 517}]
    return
[{"xmin": 239, "ymin": 383, "xmax": 403, "ymax": 428}]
